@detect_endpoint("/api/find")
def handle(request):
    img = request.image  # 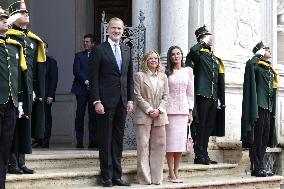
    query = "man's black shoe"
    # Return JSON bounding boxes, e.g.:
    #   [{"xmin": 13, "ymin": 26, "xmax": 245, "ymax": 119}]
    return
[
  {"xmin": 32, "ymin": 139, "xmax": 43, "ymax": 148},
  {"xmin": 20, "ymin": 166, "xmax": 35, "ymax": 174},
  {"xmin": 88, "ymin": 142, "xmax": 99, "ymax": 149},
  {"xmin": 208, "ymin": 159, "xmax": 218, "ymax": 164},
  {"xmin": 102, "ymin": 179, "xmax": 113, "ymax": 187},
  {"xmin": 7, "ymin": 167, "xmax": 23, "ymax": 174},
  {"xmin": 32, "ymin": 142, "xmax": 42, "ymax": 148},
  {"xmin": 112, "ymin": 179, "xmax": 131, "ymax": 186},
  {"xmin": 253, "ymin": 169, "xmax": 267, "ymax": 177},
  {"xmin": 266, "ymin": 170, "xmax": 274, "ymax": 176},
  {"xmin": 194, "ymin": 158, "xmax": 209, "ymax": 165}
]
